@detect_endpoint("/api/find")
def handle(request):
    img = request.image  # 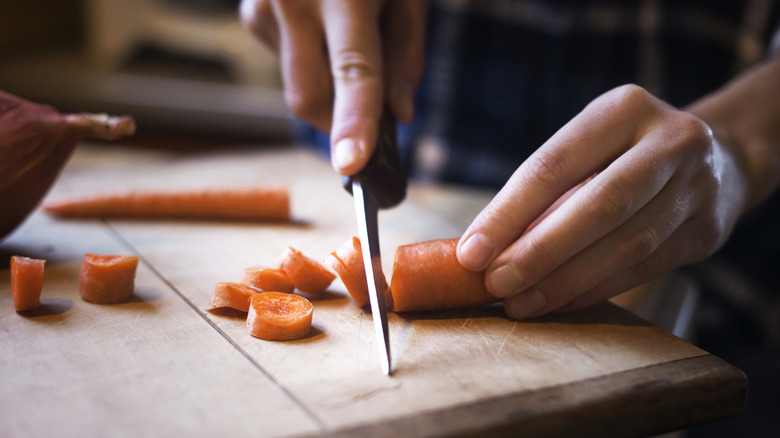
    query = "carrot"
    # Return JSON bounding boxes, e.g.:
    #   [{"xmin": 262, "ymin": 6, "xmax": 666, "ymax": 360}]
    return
[
  {"xmin": 242, "ymin": 267, "xmax": 294, "ymax": 293},
  {"xmin": 10, "ymin": 256, "xmax": 45, "ymax": 312},
  {"xmin": 279, "ymin": 247, "xmax": 336, "ymax": 295},
  {"xmin": 390, "ymin": 238, "xmax": 499, "ymax": 312},
  {"xmin": 246, "ymin": 292, "xmax": 313, "ymax": 341},
  {"xmin": 207, "ymin": 281, "xmax": 259, "ymax": 313},
  {"xmin": 324, "ymin": 236, "xmax": 390, "ymax": 308},
  {"xmin": 43, "ymin": 186, "xmax": 290, "ymax": 222},
  {"xmin": 79, "ymin": 254, "xmax": 139, "ymax": 304}
]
